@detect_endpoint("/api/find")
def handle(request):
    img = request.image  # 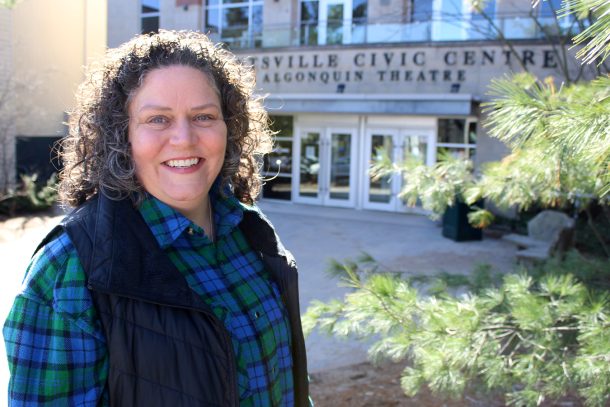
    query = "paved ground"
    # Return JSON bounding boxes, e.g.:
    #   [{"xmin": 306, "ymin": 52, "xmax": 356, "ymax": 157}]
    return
[{"xmin": 0, "ymin": 201, "xmax": 518, "ymax": 398}]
